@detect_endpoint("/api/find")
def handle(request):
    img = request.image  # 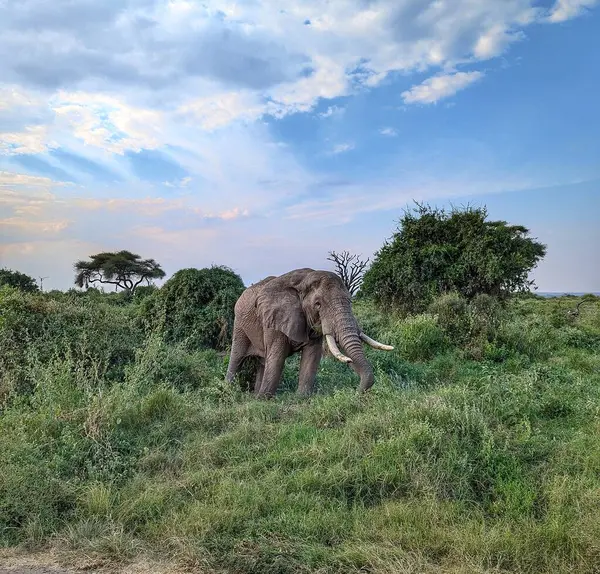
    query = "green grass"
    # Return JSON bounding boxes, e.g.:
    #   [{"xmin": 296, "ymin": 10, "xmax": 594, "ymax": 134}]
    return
[{"xmin": 1, "ymin": 287, "xmax": 600, "ymax": 573}]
